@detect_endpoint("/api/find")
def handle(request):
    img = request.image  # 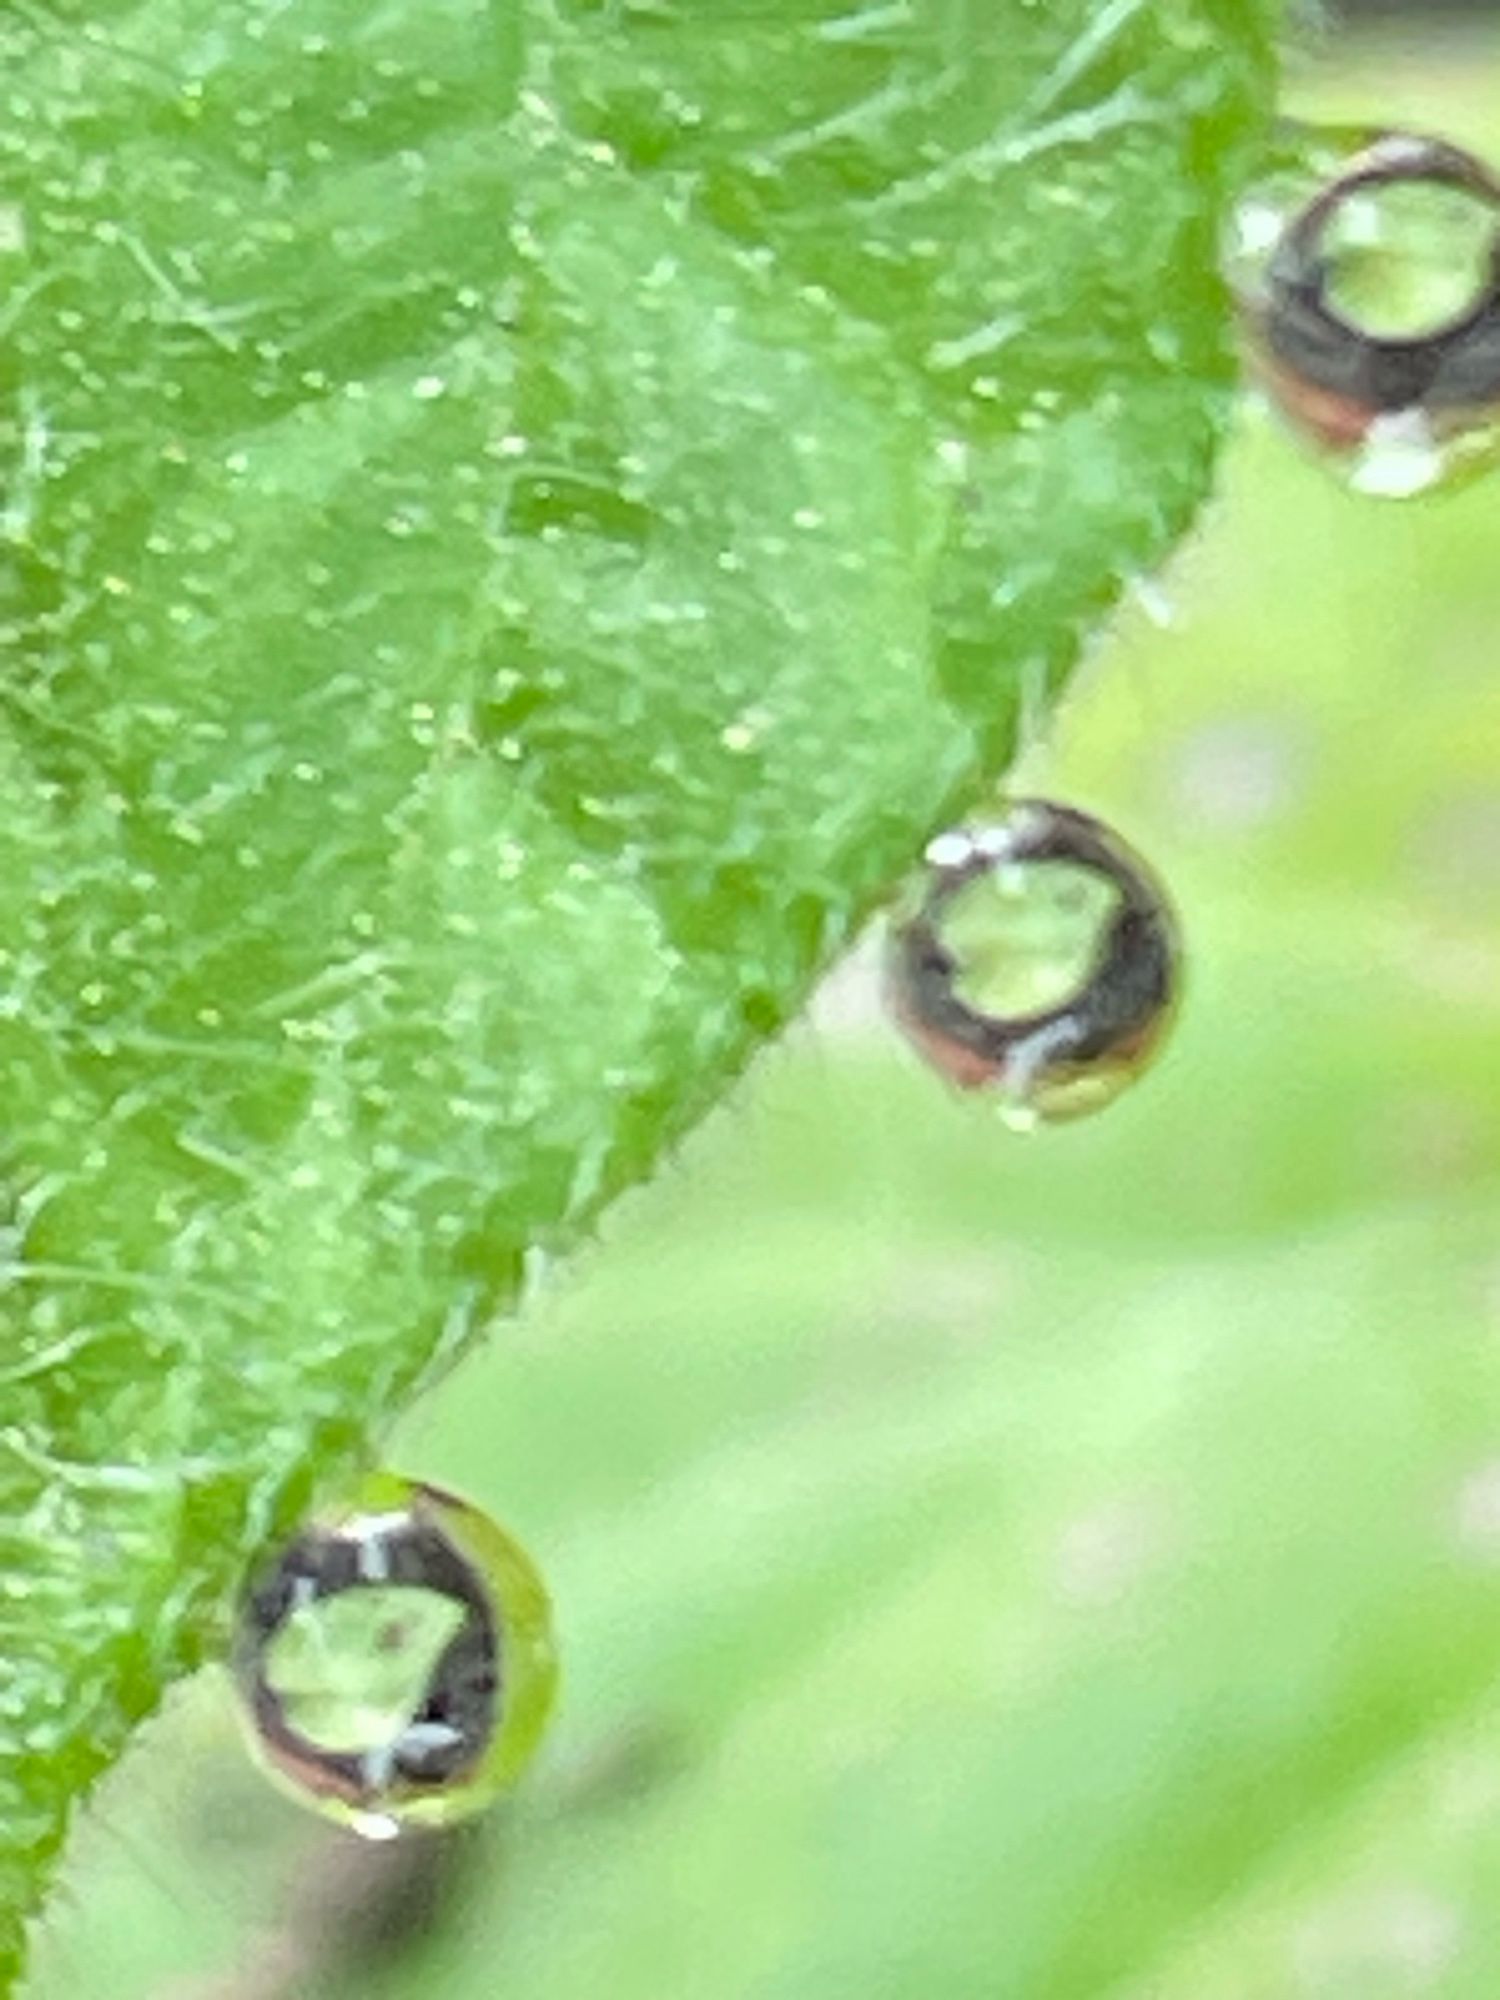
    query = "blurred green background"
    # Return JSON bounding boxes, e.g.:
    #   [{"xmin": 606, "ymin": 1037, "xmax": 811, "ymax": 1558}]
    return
[{"xmin": 27, "ymin": 19, "xmax": 1500, "ymax": 2000}]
